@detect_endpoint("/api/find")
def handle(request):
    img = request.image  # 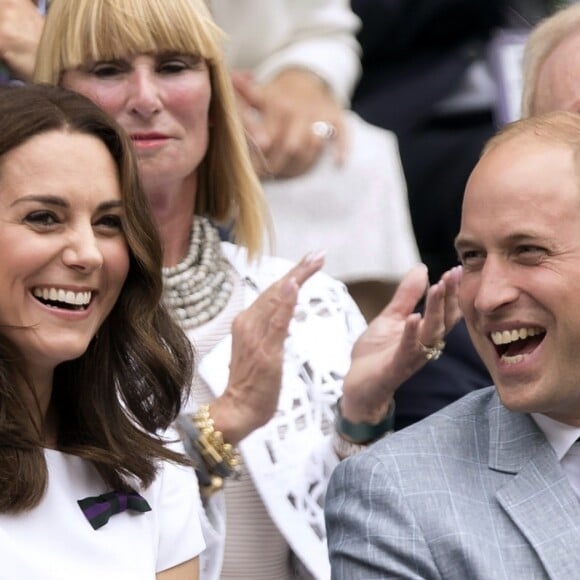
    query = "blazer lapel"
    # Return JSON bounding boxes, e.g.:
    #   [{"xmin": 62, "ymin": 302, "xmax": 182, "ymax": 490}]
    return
[{"xmin": 489, "ymin": 397, "xmax": 580, "ymax": 578}]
